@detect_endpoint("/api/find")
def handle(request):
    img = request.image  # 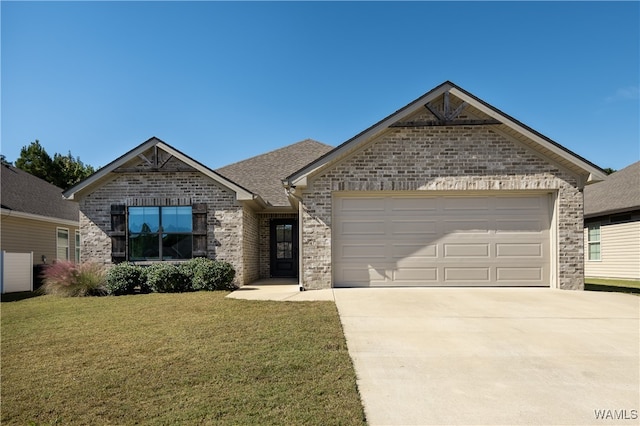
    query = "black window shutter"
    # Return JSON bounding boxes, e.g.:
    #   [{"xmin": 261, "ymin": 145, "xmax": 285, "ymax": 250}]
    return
[
  {"xmin": 110, "ymin": 204, "xmax": 127, "ymax": 263},
  {"xmin": 192, "ymin": 203, "xmax": 207, "ymax": 257}
]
